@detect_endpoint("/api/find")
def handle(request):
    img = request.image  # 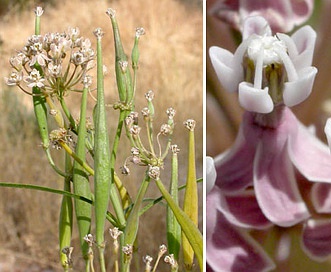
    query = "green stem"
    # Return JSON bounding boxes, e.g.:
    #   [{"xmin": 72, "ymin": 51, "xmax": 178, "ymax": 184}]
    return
[{"xmin": 60, "ymin": 142, "xmax": 94, "ymax": 176}]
